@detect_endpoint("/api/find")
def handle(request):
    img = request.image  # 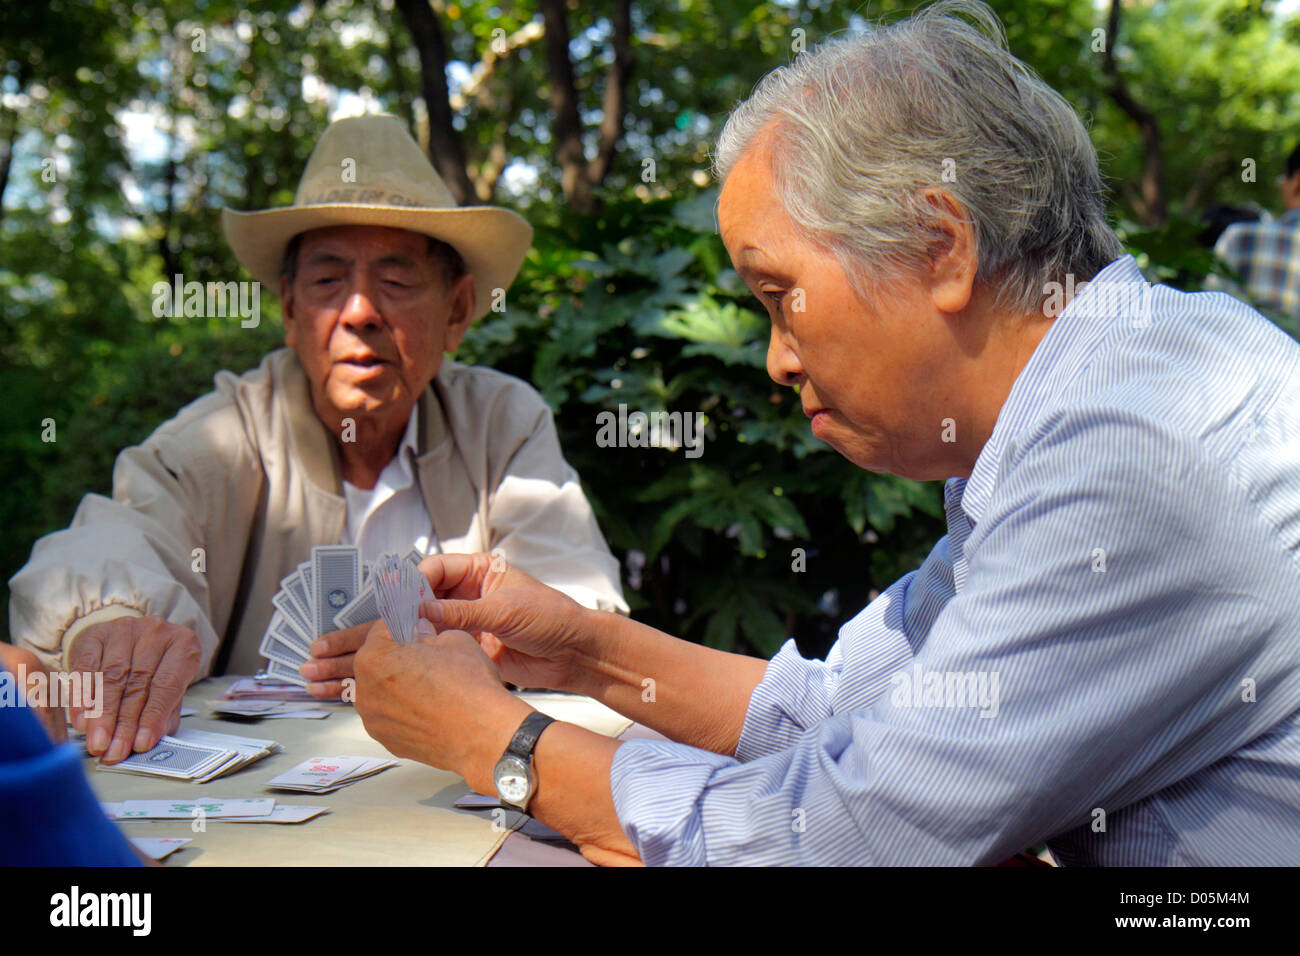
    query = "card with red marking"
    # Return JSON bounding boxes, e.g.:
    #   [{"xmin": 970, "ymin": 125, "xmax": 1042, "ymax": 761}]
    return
[{"xmin": 266, "ymin": 755, "xmax": 397, "ymax": 793}]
